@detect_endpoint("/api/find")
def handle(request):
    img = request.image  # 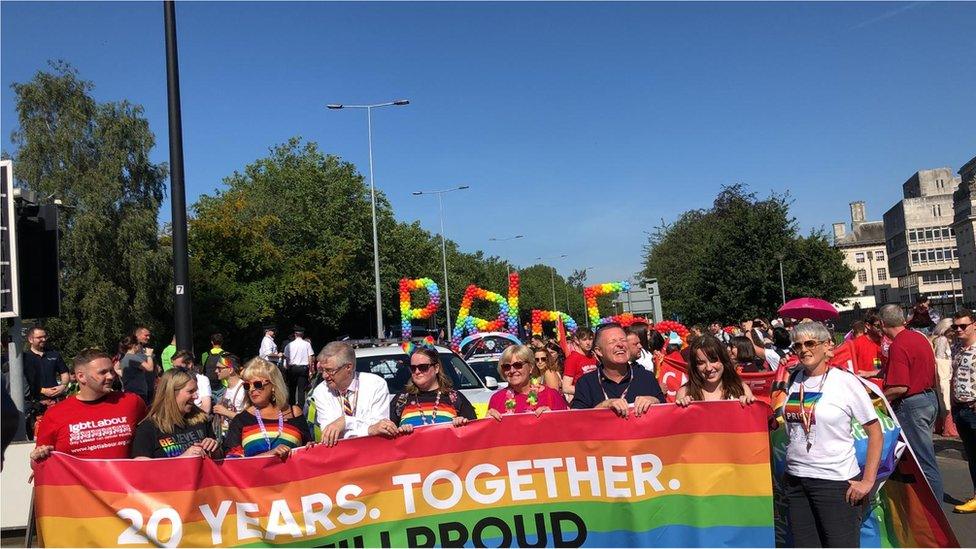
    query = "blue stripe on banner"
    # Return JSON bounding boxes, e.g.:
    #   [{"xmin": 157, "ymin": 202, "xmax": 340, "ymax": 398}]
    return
[{"xmin": 474, "ymin": 525, "xmax": 776, "ymax": 548}]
